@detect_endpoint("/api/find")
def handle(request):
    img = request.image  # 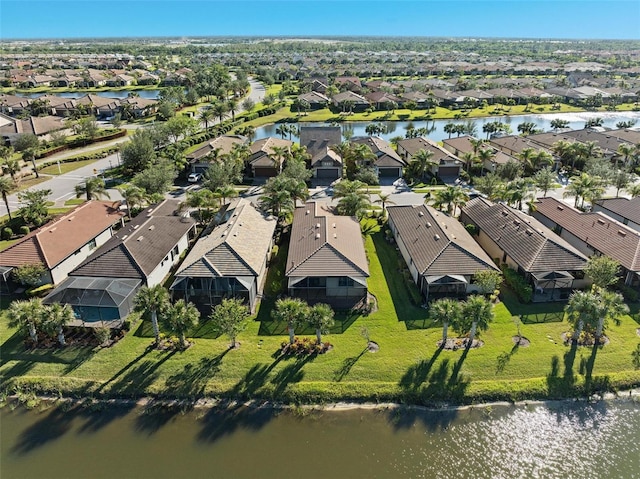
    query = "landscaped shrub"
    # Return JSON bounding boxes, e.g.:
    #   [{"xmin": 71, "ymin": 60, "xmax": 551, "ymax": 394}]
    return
[
  {"xmin": 2, "ymin": 227, "xmax": 13, "ymax": 240},
  {"xmin": 501, "ymin": 265, "xmax": 533, "ymax": 303},
  {"xmin": 26, "ymin": 283, "xmax": 54, "ymax": 297},
  {"xmin": 616, "ymin": 284, "xmax": 639, "ymax": 303},
  {"xmin": 19, "ymin": 225, "xmax": 30, "ymax": 236},
  {"xmin": 94, "ymin": 327, "xmax": 111, "ymax": 346}
]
